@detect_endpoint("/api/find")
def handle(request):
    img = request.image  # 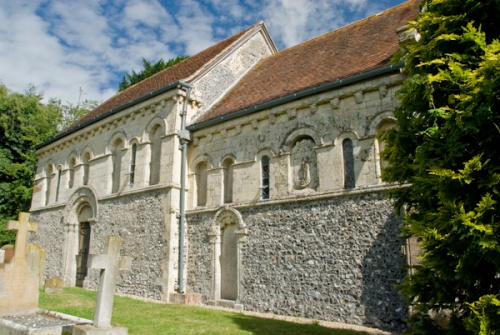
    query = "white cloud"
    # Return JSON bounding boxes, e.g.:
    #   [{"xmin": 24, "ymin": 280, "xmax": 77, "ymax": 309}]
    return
[
  {"xmin": 0, "ymin": 0, "xmax": 405, "ymax": 106},
  {"xmin": 176, "ymin": 0, "xmax": 217, "ymax": 55}
]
